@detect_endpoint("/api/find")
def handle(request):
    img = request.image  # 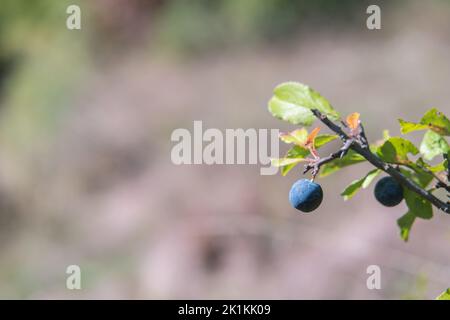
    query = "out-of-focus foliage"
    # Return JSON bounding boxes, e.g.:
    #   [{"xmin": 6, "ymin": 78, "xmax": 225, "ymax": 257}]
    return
[
  {"xmin": 0, "ymin": 0, "xmax": 87, "ymax": 149},
  {"xmin": 0, "ymin": 0, "xmax": 70, "ymax": 55},
  {"xmin": 155, "ymin": 0, "xmax": 369, "ymax": 54}
]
